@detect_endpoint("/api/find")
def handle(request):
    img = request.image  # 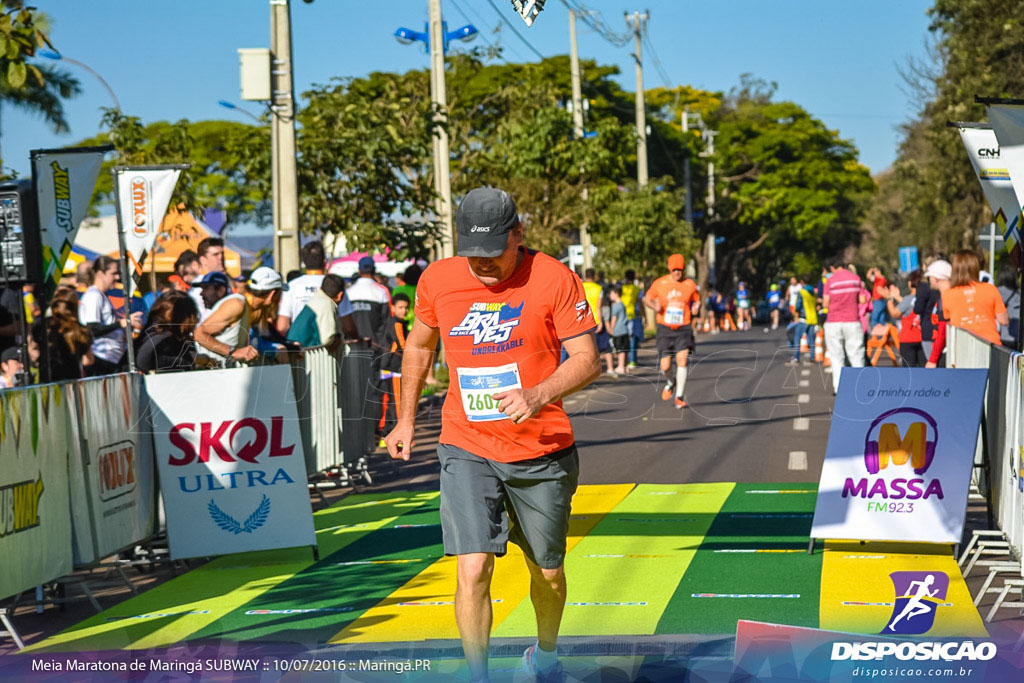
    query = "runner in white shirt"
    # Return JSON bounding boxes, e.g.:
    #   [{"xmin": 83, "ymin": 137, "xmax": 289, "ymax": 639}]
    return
[{"xmin": 274, "ymin": 240, "xmax": 354, "ymax": 336}]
